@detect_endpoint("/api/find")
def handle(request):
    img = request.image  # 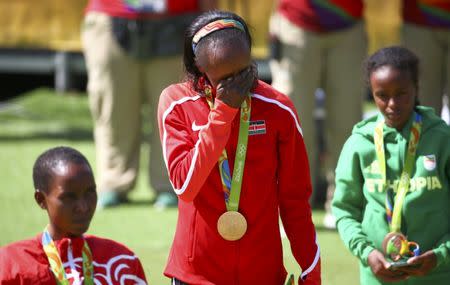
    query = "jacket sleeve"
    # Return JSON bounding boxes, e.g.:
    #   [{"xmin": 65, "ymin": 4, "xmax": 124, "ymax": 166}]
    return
[
  {"xmin": 433, "ymin": 236, "xmax": 450, "ymax": 268},
  {"xmin": 276, "ymin": 108, "xmax": 321, "ymax": 285},
  {"xmin": 133, "ymin": 256, "xmax": 149, "ymax": 284},
  {"xmin": 332, "ymin": 135, "xmax": 376, "ymax": 265},
  {"xmin": 0, "ymin": 249, "xmax": 22, "ymax": 285},
  {"xmin": 0, "ymin": 269, "xmax": 18, "ymax": 285},
  {"xmin": 432, "ymin": 150, "xmax": 450, "ymax": 267},
  {"xmin": 158, "ymin": 88, "xmax": 238, "ymax": 202}
]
